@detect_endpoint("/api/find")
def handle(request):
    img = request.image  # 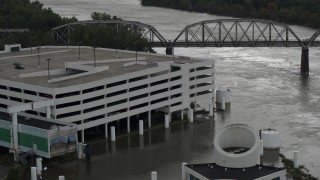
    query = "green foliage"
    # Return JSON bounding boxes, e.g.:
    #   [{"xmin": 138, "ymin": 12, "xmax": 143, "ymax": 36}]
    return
[
  {"xmin": 141, "ymin": 0, "xmax": 320, "ymax": 28},
  {"xmin": 91, "ymin": 12, "xmax": 121, "ymax": 21},
  {"xmin": 66, "ymin": 12, "xmax": 151, "ymax": 52},
  {"xmin": 279, "ymin": 153, "xmax": 317, "ymax": 180},
  {"xmin": 0, "ymin": 0, "xmax": 76, "ymax": 49},
  {"xmin": 0, "ymin": 1, "xmax": 152, "ymax": 52},
  {"xmin": 0, "ymin": 0, "xmax": 75, "ymax": 32}
]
